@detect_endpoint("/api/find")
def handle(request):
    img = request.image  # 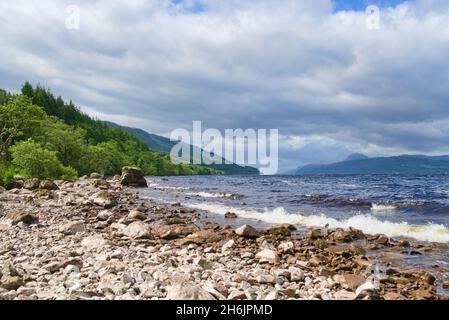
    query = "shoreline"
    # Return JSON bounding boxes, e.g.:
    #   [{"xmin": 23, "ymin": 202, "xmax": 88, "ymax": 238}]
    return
[{"xmin": 0, "ymin": 176, "xmax": 447, "ymax": 300}]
